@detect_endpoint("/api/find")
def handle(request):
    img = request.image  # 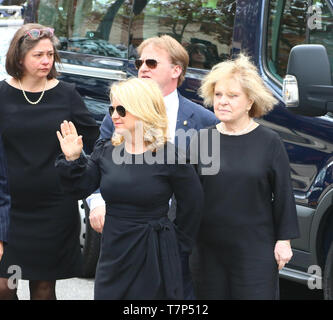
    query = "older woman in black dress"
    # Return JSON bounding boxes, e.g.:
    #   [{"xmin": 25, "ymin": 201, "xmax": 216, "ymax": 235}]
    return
[
  {"xmin": 189, "ymin": 54, "xmax": 300, "ymax": 299},
  {"xmin": 55, "ymin": 77, "xmax": 204, "ymax": 299},
  {"xmin": 0, "ymin": 23, "xmax": 99, "ymax": 299}
]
